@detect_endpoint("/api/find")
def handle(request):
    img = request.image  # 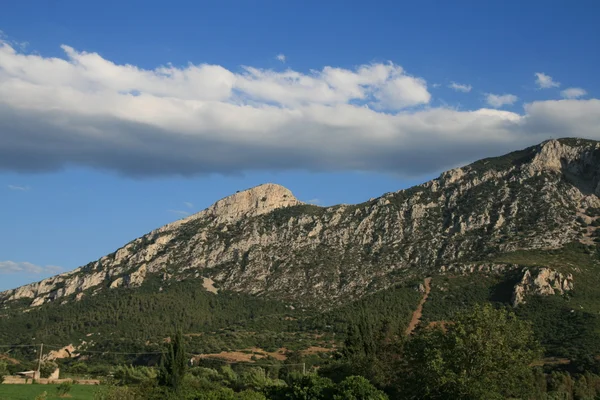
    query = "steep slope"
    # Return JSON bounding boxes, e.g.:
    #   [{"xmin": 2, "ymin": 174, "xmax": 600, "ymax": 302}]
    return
[{"xmin": 3, "ymin": 138, "xmax": 600, "ymax": 310}]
